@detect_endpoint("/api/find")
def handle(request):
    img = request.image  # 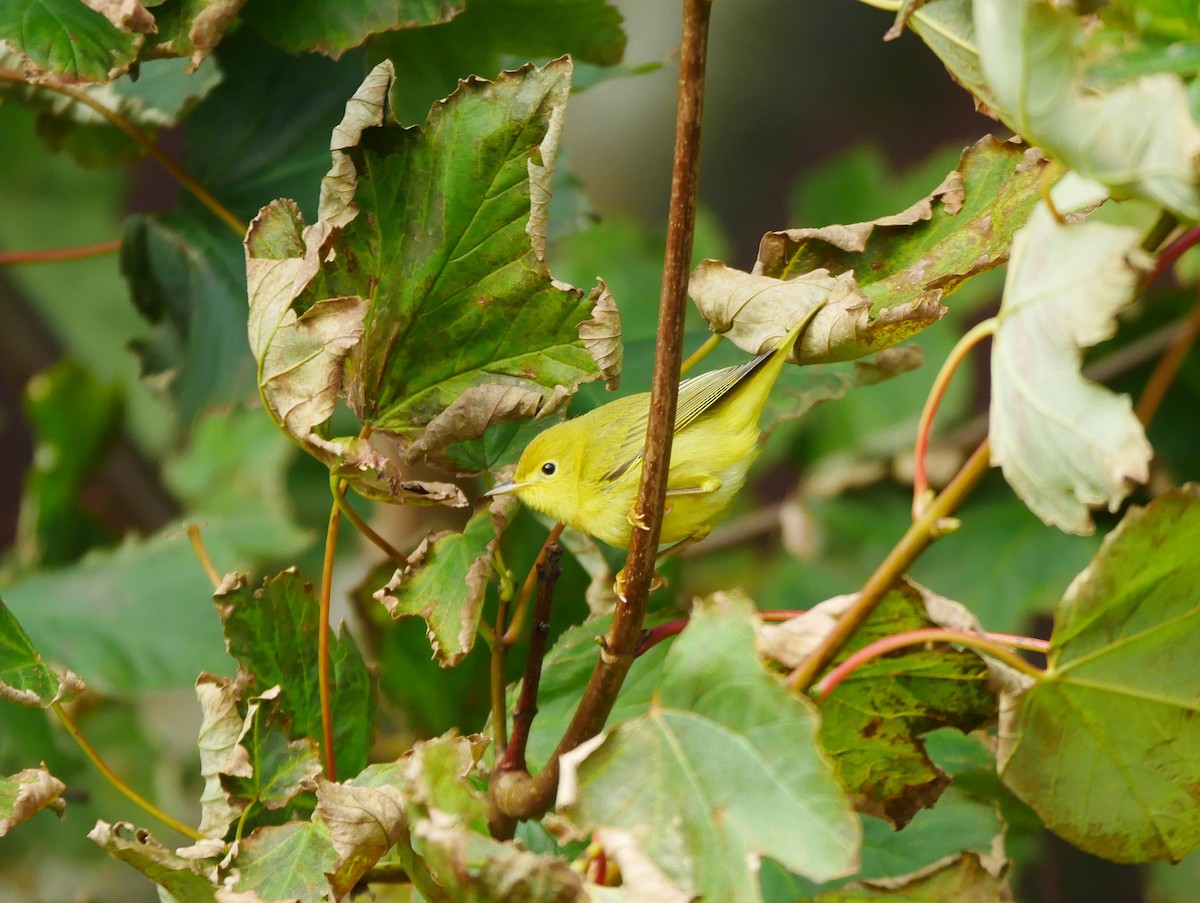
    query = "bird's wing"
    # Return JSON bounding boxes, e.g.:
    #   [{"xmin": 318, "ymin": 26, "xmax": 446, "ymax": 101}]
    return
[{"xmin": 600, "ymin": 351, "xmax": 772, "ymax": 482}]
